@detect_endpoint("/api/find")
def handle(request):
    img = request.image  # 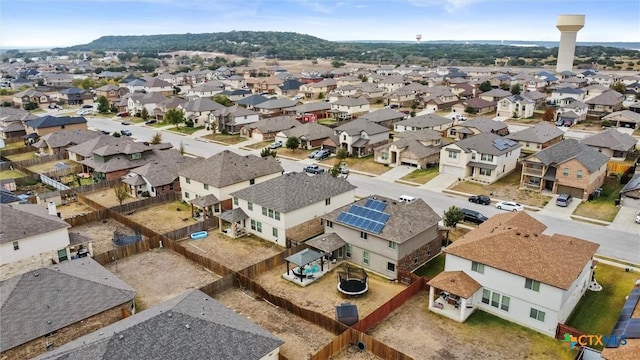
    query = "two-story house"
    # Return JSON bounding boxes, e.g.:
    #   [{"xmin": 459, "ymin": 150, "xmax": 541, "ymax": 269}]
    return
[
  {"xmin": 246, "ymin": 76, "xmax": 284, "ymax": 95},
  {"xmin": 548, "ymin": 87, "xmax": 585, "ymax": 105},
  {"xmin": 448, "ymin": 117, "xmax": 509, "ymax": 140},
  {"xmin": 321, "ymin": 195, "xmax": 441, "ymax": 280},
  {"xmin": 506, "ymin": 122, "xmax": 564, "ymax": 155},
  {"xmin": 127, "ymin": 92, "xmax": 170, "ymax": 117},
  {"xmin": 142, "ymin": 77, "xmax": 175, "ymax": 96},
  {"xmin": 520, "ymin": 139, "xmax": 608, "ymax": 199},
  {"xmin": 428, "ymin": 211, "xmax": 598, "ymax": 336},
  {"xmin": 358, "ymin": 108, "xmax": 406, "ymax": 129},
  {"xmin": 332, "ymin": 118, "xmax": 389, "ymax": 157},
  {"xmin": 122, "ymin": 154, "xmax": 196, "ymax": 198},
  {"xmin": 579, "ymin": 128, "xmax": 637, "ymax": 161},
  {"xmin": 439, "ymin": 132, "xmax": 521, "ymax": 184},
  {"xmin": 0, "ymin": 108, "xmax": 36, "ymax": 139},
  {"xmin": 253, "ymin": 99, "xmax": 298, "ymax": 117},
  {"xmin": 374, "ymin": 129, "xmax": 448, "ymax": 168},
  {"xmin": 210, "ymin": 105, "xmax": 260, "ymax": 134},
  {"xmin": 394, "ymin": 113, "xmax": 456, "ymax": 135},
  {"xmin": 12, "ymin": 89, "xmax": 51, "ymax": 109},
  {"xmin": 24, "ymin": 115, "xmax": 87, "ymax": 138},
  {"xmin": 179, "ymin": 150, "xmax": 282, "ymax": 214},
  {"xmin": 300, "ymin": 78, "xmax": 337, "ymax": 99},
  {"xmin": 229, "ymin": 172, "xmax": 356, "ymax": 246},
  {"xmin": 330, "ymin": 97, "xmax": 370, "ymax": 118},
  {"xmin": 585, "ymin": 90, "xmax": 624, "ymax": 117},
  {"xmin": 179, "ymin": 97, "xmax": 226, "ymax": 126},
  {"xmin": 58, "ymin": 87, "xmax": 93, "ymax": 106},
  {"xmin": 95, "ymin": 84, "xmax": 128, "ymax": 105},
  {"xmin": 496, "ymin": 95, "xmax": 535, "ymax": 118}
]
